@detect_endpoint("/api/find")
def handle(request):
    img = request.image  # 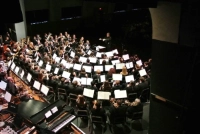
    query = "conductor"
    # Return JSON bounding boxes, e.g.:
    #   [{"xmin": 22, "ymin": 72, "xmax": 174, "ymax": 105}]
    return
[{"xmin": 99, "ymin": 32, "xmax": 112, "ymax": 51}]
